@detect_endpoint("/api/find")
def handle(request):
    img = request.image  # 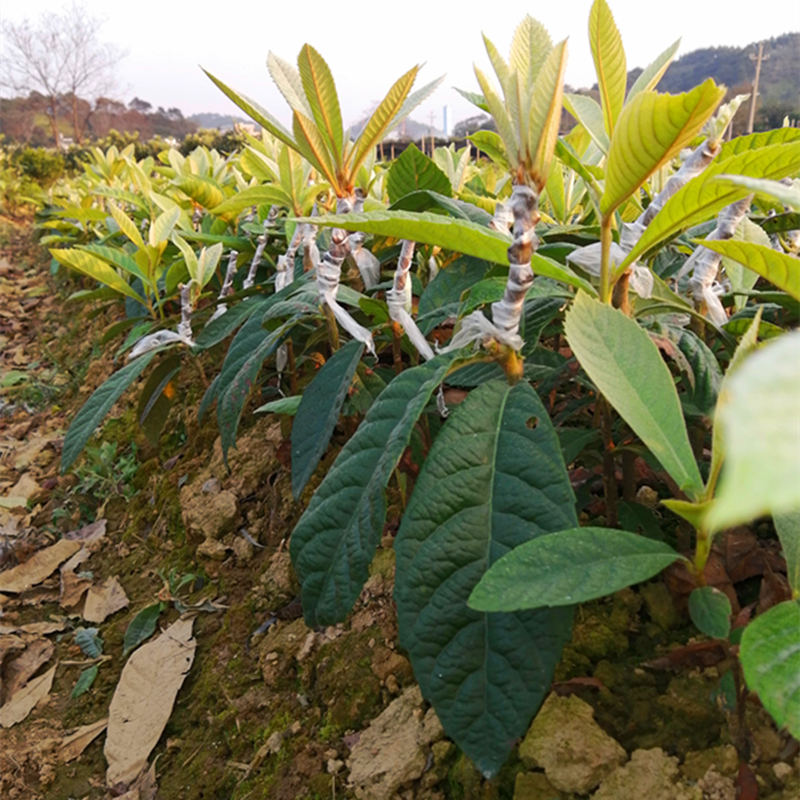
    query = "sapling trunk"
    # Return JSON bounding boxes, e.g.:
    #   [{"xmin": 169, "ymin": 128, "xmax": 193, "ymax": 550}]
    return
[
  {"xmin": 208, "ymin": 250, "xmax": 238, "ymax": 323},
  {"xmin": 387, "ymin": 240, "xmax": 434, "ymax": 361}
]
